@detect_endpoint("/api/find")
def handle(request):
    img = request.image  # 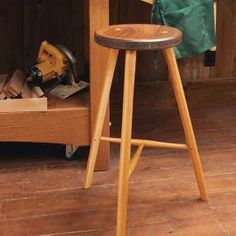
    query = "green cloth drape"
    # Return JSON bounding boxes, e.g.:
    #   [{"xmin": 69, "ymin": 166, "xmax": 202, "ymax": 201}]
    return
[{"xmin": 152, "ymin": 0, "xmax": 216, "ymax": 58}]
